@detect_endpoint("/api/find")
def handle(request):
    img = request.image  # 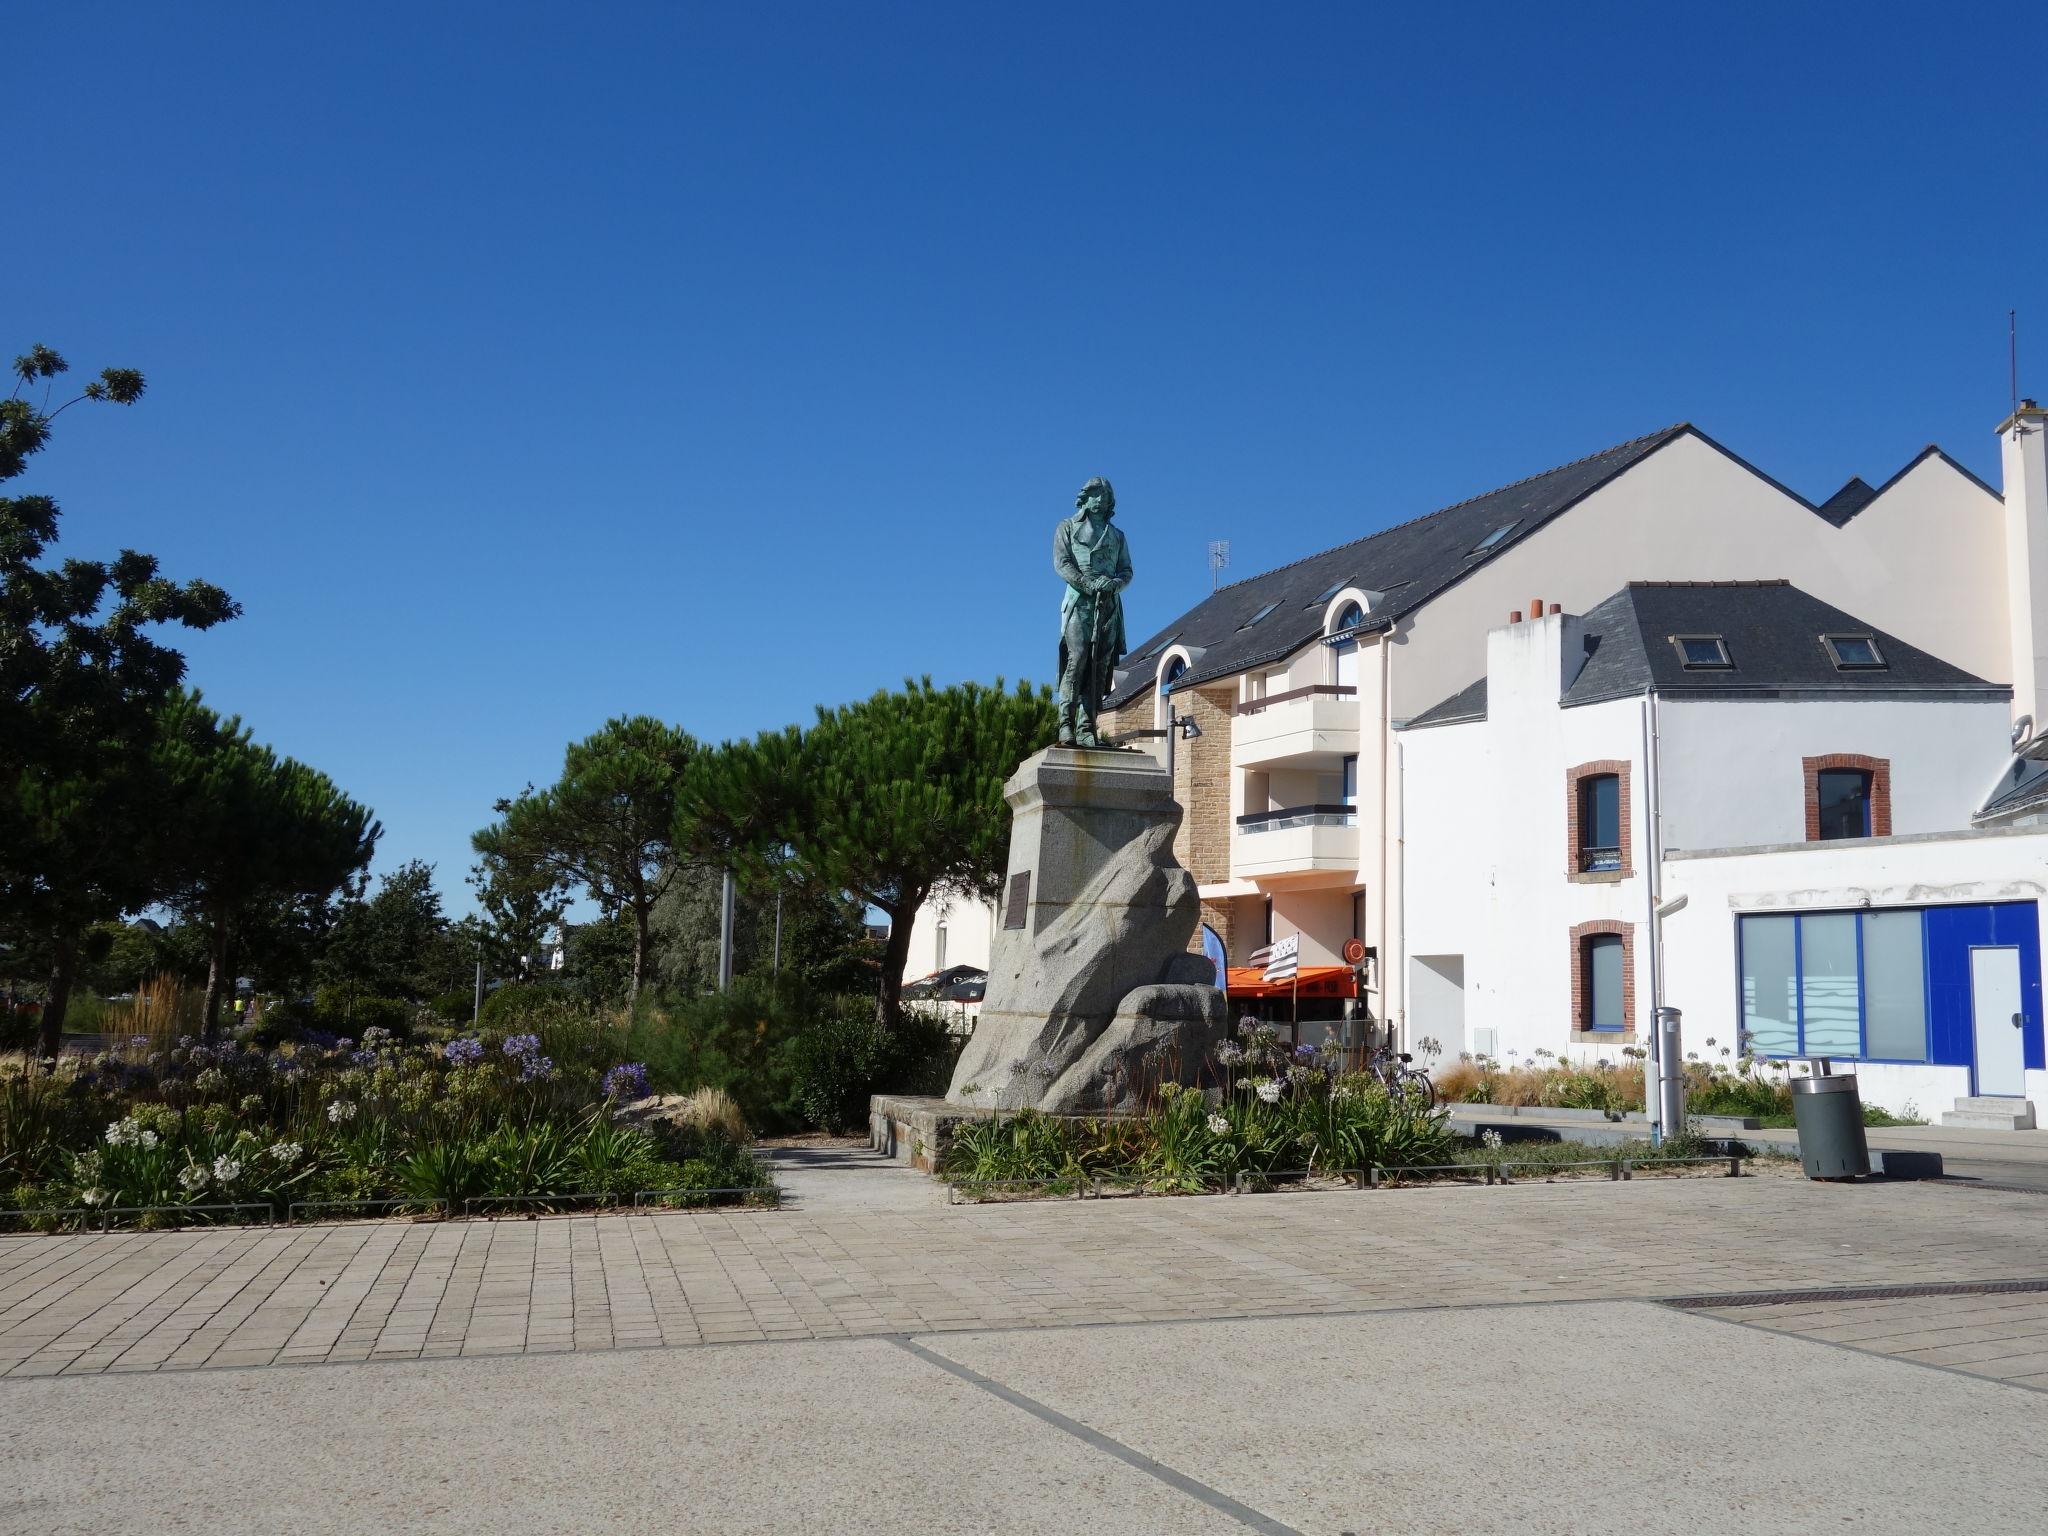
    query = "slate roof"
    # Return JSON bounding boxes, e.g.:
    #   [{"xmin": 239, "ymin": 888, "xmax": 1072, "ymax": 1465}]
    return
[
  {"xmin": 1405, "ymin": 676, "xmax": 1488, "ymax": 729},
  {"xmin": 1403, "ymin": 580, "xmax": 2007, "ymax": 728},
  {"xmin": 1104, "ymin": 425, "xmax": 1691, "ymax": 709},
  {"xmin": 1976, "ymin": 749, "xmax": 2048, "ymax": 824},
  {"xmin": 1106, "ymin": 426, "xmax": 2000, "ymax": 712}
]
